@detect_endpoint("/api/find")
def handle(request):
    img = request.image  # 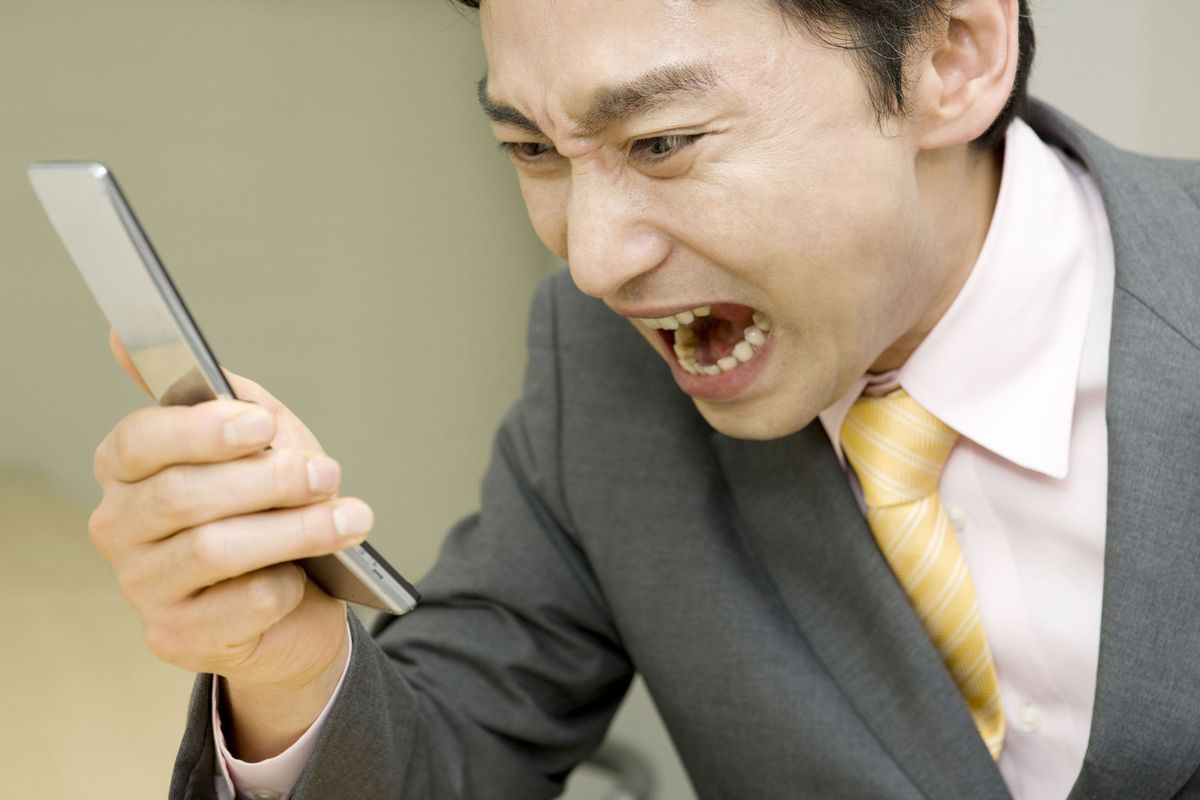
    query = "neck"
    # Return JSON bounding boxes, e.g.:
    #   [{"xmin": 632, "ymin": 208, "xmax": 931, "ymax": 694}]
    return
[{"xmin": 869, "ymin": 141, "xmax": 1005, "ymax": 373}]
